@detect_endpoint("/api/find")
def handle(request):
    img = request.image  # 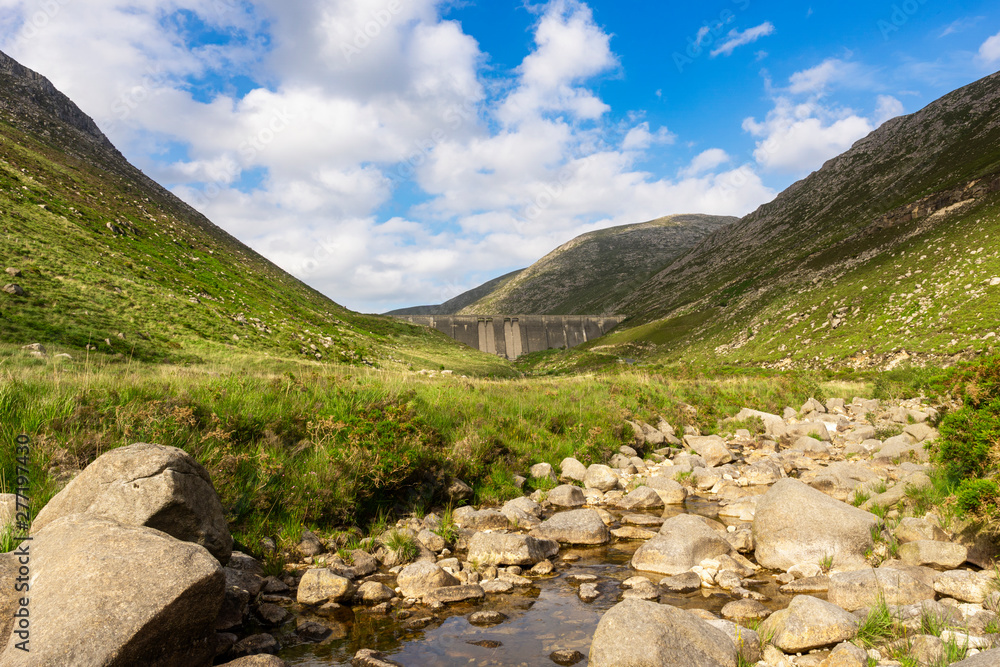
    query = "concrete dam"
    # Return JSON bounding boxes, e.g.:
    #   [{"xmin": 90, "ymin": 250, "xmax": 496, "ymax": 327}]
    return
[{"xmin": 394, "ymin": 315, "xmax": 625, "ymax": 360}]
